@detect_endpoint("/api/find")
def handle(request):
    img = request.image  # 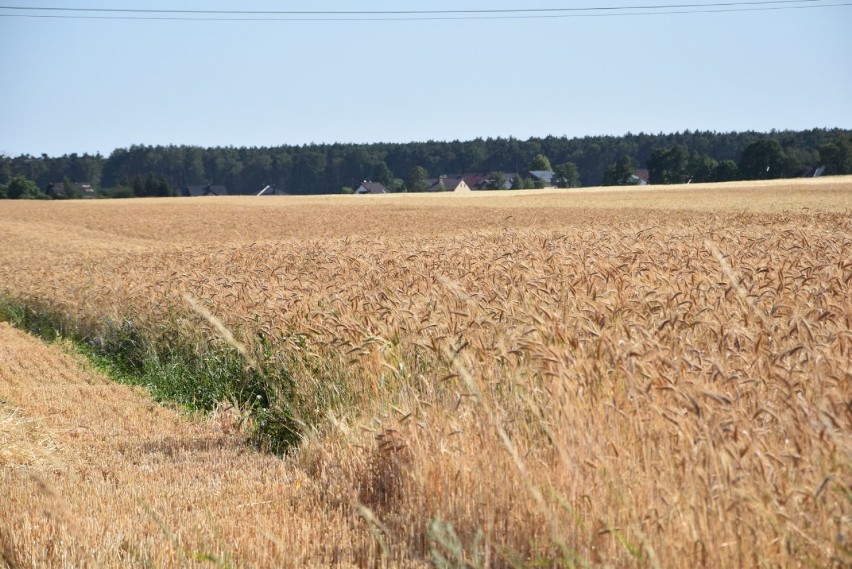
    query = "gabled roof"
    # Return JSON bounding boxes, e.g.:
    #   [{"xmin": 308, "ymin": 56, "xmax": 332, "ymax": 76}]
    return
[
  {"xmin": 462, "ymin": 173, "xmax": 491, "ymax": 190},
  {"xmin": 355, "ymin": 181, "xmax": 388, "ymax": 194},
  {"xmin": 528, "ymin": 170, "xmax": 555, "ymax": 184},
  {"xmin": 803, "ymin": 165, "xmax": 826, "ymax": 178},
  {"xmin": 424, "ymin": 176, "xmax": 467, "ymax": 192},
  {"xmin": 184, "ymin": 184, "xmax": 228, "ymax": 197},
  {"xmin": 462, "ymin": 173, "xmax": 516, "ymax": 190}
]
